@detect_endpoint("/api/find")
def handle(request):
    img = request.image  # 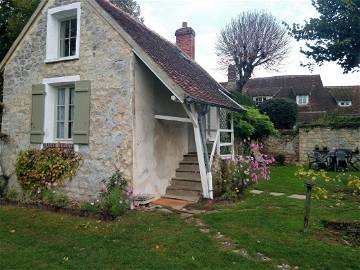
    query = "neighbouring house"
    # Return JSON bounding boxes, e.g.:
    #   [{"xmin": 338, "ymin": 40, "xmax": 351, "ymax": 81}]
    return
[
  {"xmin": 222, "ymin": 66, "xmax": 360, "ymax": 123},
  {"xmin": 0, "ymin": 0, "xmax": 244, "ymax": 202}
]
